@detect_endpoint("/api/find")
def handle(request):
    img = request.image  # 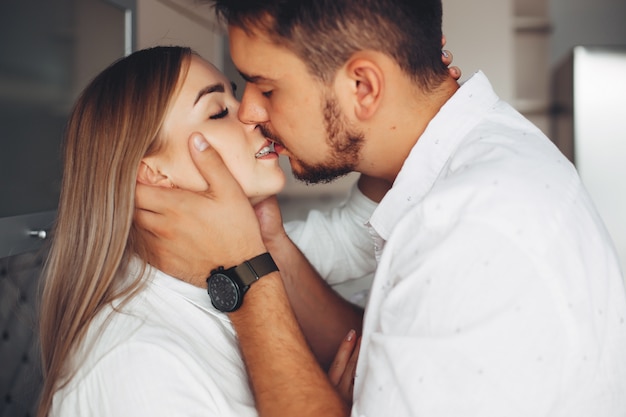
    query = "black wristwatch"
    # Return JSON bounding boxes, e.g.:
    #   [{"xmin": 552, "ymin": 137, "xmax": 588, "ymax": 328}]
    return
[{"xmin": 206, "ymin": 252, "xmax": 279, "ymax": 312}]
